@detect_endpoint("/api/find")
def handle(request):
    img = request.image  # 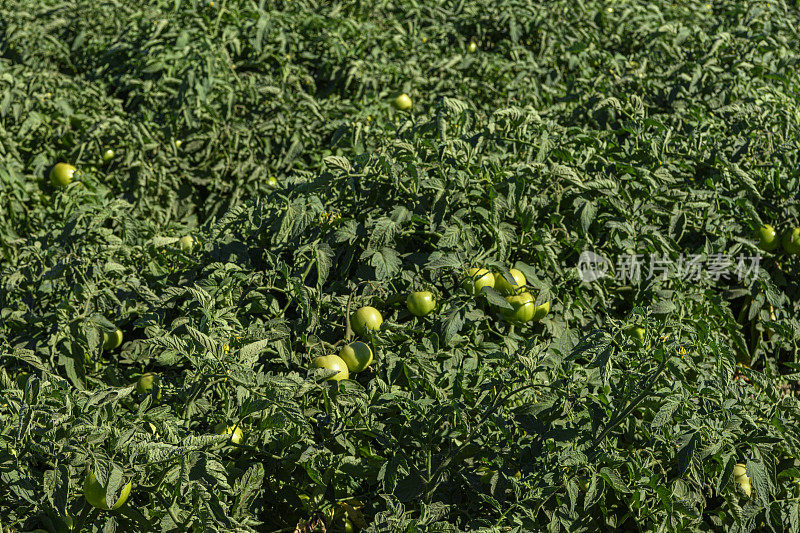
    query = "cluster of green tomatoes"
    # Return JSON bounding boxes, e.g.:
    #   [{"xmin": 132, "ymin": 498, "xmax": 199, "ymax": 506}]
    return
[
  {"xmin": 311, "ymin": 267, "xmax": 551, "ymax": 381},
  {"xmin": 757, "ymin": 224, "xmax": 800, "ymax": 254}
]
